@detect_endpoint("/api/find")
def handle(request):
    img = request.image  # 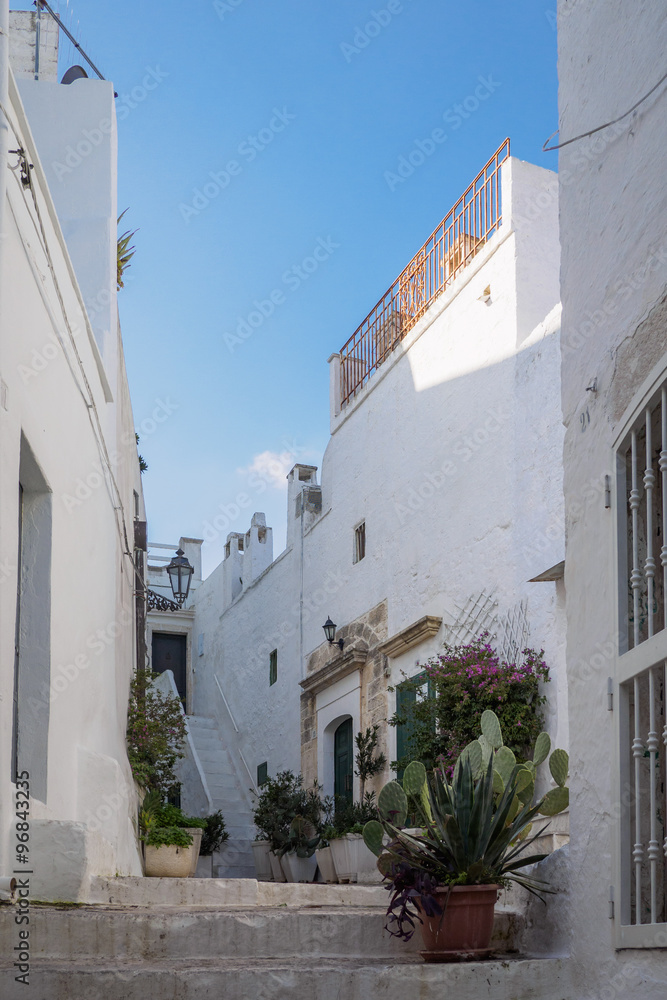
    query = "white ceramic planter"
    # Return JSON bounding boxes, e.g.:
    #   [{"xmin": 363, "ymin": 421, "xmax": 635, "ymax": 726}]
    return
[
  {"xmin": 252, "ymin": 840, "xmax": 273, "ymax": 881},
  {"xmin": 315, "ymin": 845, "xmax": 337, "ymax": 883},
  {"xmin": 144, "ymin": 844, "xmax": 192, "ymax": 878},
  {"xmin": 329, "ymin": 834, "xmax": 378, "ymax": 883},
  {"xmin": 268, "ymin": 850, "xmax": 287, "ymax": 882},
  {"xmin": 282, "ymin": 852, "xmax": 318, "ymax": 883},
  {"xmin": 195, "ymin": 854, "xmax": 213, "ymax": 878},
  {"xmin": 185, "ymin": 828, "xmax": 203, "ymax": 878}
]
